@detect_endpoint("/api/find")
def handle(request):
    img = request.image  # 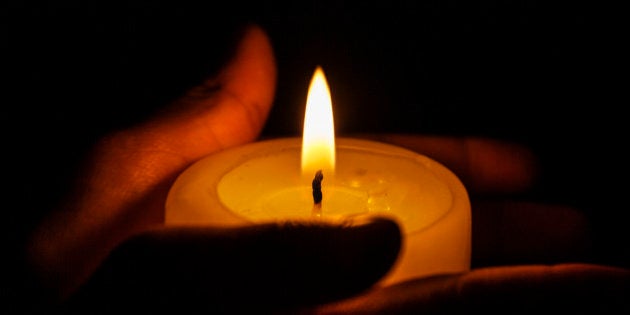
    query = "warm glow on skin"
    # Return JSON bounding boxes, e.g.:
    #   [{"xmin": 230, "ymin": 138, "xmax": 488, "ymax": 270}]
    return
[{"xmin": 302, "ymin": 66, "xmax": 336, "ymax": 176}]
